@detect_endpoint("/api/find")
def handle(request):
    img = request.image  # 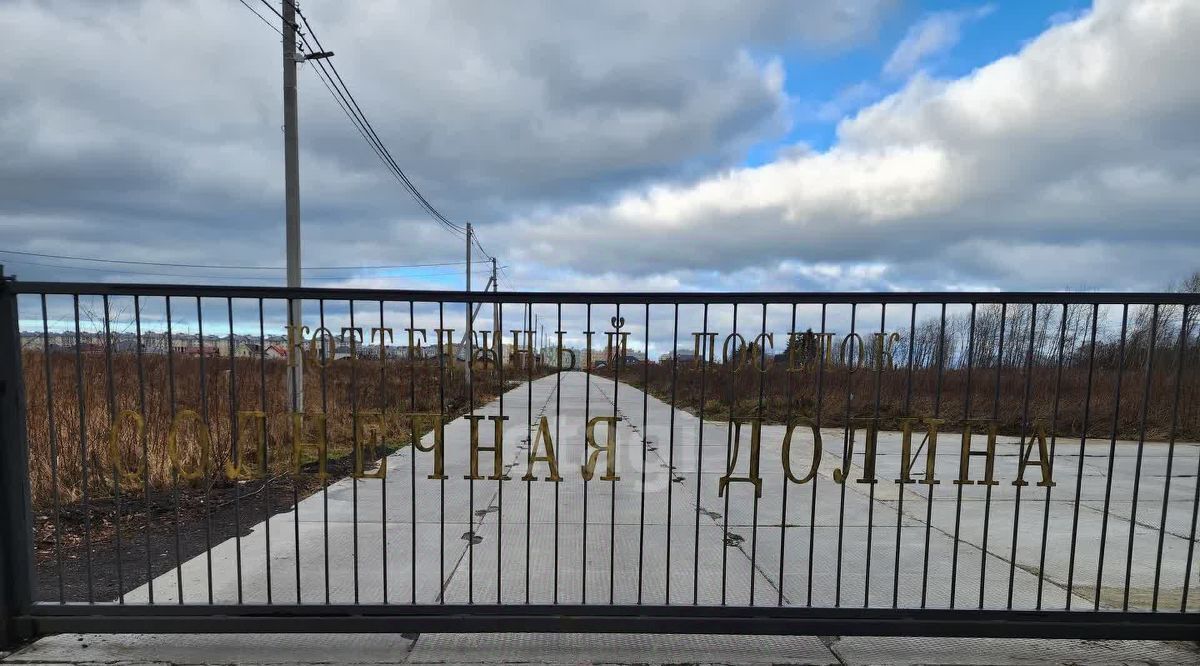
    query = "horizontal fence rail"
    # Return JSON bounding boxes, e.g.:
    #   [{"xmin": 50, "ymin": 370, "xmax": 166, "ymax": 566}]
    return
[{"xmin": 2, "ymin": 277, "xmax": 1199, "ymax": 642}]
